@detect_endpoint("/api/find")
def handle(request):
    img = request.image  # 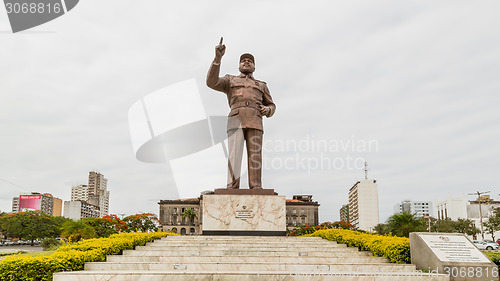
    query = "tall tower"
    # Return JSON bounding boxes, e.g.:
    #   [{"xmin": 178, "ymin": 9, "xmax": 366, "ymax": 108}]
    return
[
  {"xmin": 88, "ymin": 171, "xmax": 109, "ymax": 217},
  {"xmin": 70, "ymin": 172, "xmax": 109, "ymax": 217},
  {"xmin": 348, "ymin": 162, "xmax": 379, "ymax": 231}
]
